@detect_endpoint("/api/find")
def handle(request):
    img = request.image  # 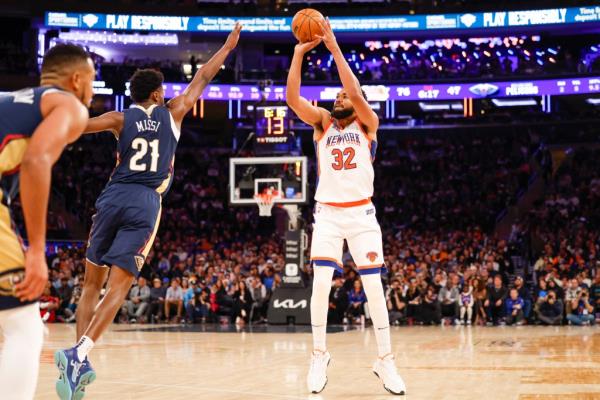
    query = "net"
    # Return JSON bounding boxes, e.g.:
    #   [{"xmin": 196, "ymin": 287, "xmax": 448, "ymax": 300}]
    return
[{"xmin": 254, "ymin": 190, "xmax": 280, "ymax": 217}]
